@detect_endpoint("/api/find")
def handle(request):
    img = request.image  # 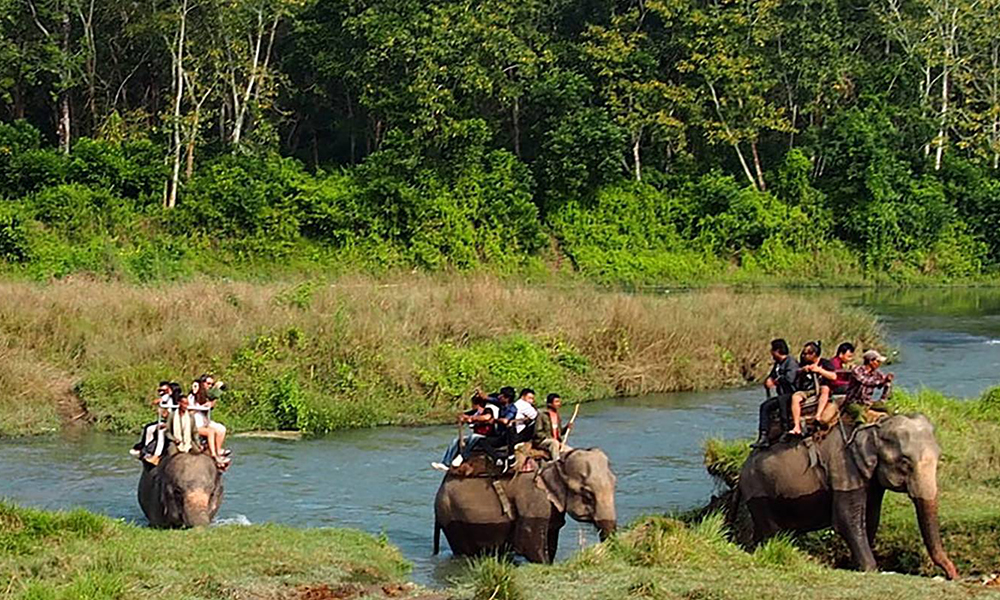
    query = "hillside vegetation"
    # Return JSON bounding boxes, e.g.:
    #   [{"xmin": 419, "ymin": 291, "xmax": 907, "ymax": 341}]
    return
[
  {"xmin": 0, "ymin": 278, "xmax": 880, "ymax": 436},
  {"xmin": 2, "ymin": 0, "xmax": 1000, "ymax": 284}
]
